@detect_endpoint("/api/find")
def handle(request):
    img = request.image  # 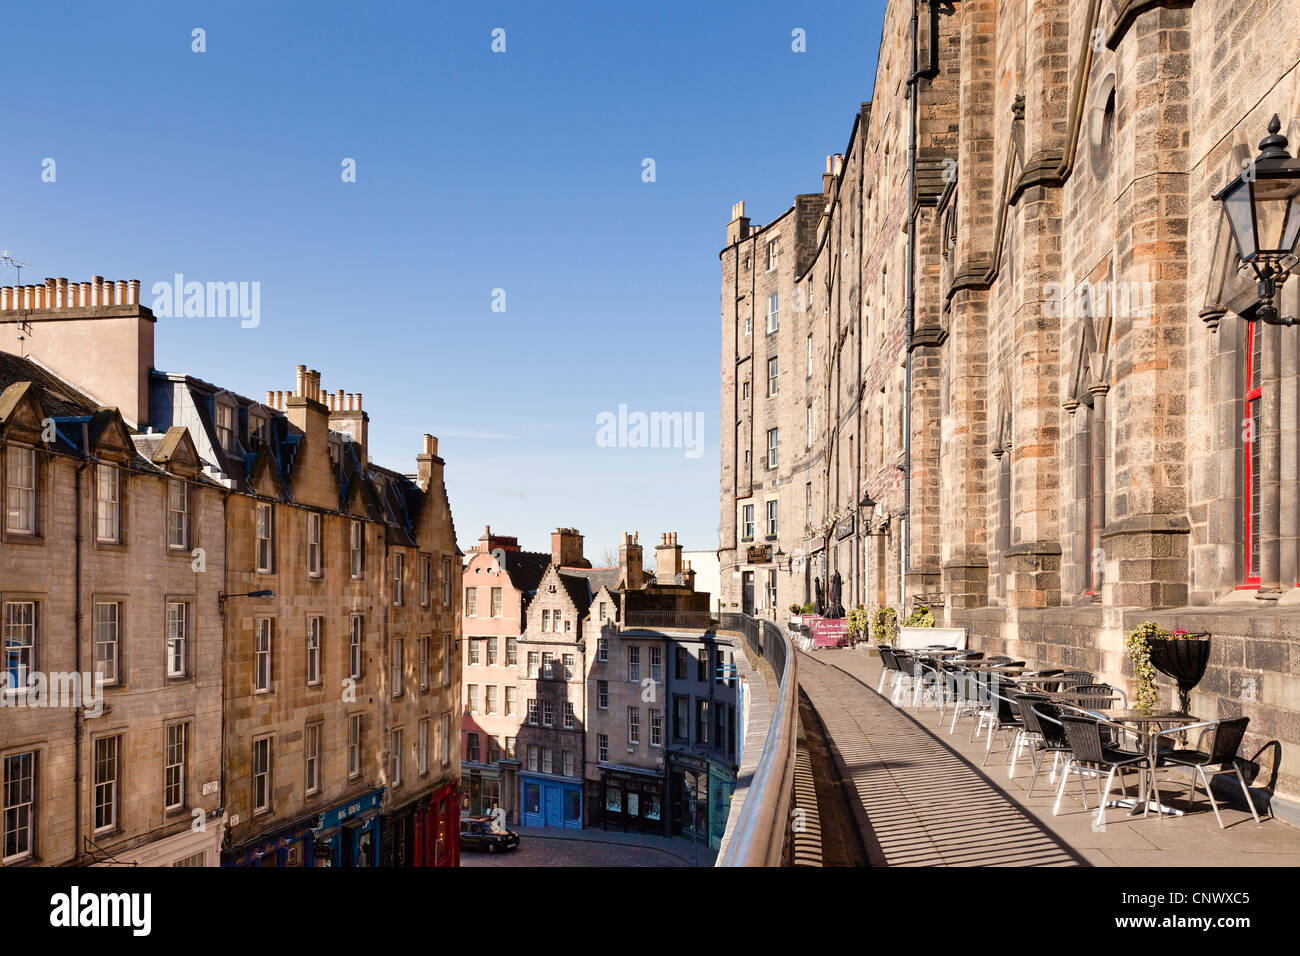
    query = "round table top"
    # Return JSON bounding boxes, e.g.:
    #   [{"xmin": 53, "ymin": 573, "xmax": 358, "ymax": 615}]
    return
[{"xmin": 1108, "ymin": 709, "xmax": 1199, "ymax": 724}]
